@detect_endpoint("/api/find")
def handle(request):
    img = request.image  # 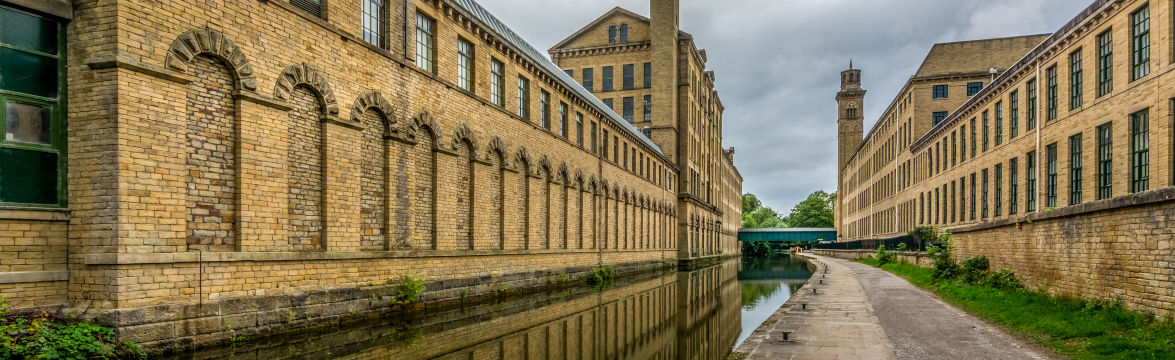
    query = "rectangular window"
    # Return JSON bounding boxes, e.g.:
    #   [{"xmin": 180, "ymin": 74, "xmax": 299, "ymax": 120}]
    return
[
  {"xmin": 1097, "ymin": 29, "xmax": 1114, "ymax": 96},
  {"xmin": 1046, "ymin": 143, "xmax": 1057, "ymax": 208},
  {"xmin": 517, "ymin": 76, "xmax": 530, "ymax": 119},
  {"xmin": 564, "ymin": 69, "xmax": 573, "ymax": 78},
  {"xmin": 490, "ymin": 60, "xmax": 504, "ymax": 106},
  {"xmin": 1046, "ymin": 65, "xmax": 1057, "ymax": 121},
  {"xmin": 643, "ymin": 62, "xmax": 652, "ymax": 88},
  {"xmin": 362, "ymin": 0, "xmax": 385, "ymax": 47},
  {"xmin": 970, "ymin": 173, "xmax": 977, "ymax": 220},
  {"xmin": 457, "ymin": 38, "xmax": 474, "ymax": 92},
  {"xmin": 970, "ymin": 117, "xmax": 977, "ymax": 156},
  {"xmin": 643, "ymin": 95, "xmax": 652, "ymax": 122},
  {"xmin": 1009, "ymin": 90, "xmax": 1020, "ymax": 138},
  {"xmin": 1070, "ymin": 133, "xmax": 1083, "ymax": 204},
  {"xmin": 982, "ymin": 110, "xmax": 989, "ymax": 151},
  {"xmin": 612, "ymin": 136, "xmax": 618, "ymax": 163},
  {"xmin": 933, "ymin": 84, "xmax": 948, "ymax": 99},
  {"xmin": 994, "ymin": 101, "xmax": 1004, "ymax": 145},
  {"xmin": 1009, "ymin": 158, "xmax": 1019, "ymax": 214},
  {"xmin": 951, "ymin": 131, "xmax": 957, "ymax": 166},
  {"xmin": 960, "ymin": 125, "xmax": 967, "ymax": 160},
  {"xmin": 415, "ymin": 13, "xmax": 435, "ymax": 73},
  {"xmin": 1132, "ymin": 5, "xmax": 1150, "ymax": 81},
  {"xmin": 292, "ymin": 0, "xmax": 323, "ymax": 18},
  {"xmin": 994, "ymin": 164, "xmax": 1002, "ymax": 217},
  {"xmin": 1027, "ymin": 78, "xmax": 1037, "ymax": 129},
  {"xmin": 590, "ymin": 121, "xmax": 597, "ymax": 153},
  {"xmin": 967, "ymin": 82, "xmax": 982, "ymax": 96},
  {"xmin": 539, "ymin": 90, "xmax": 550, "ymax": 129},
  {"xmin": 623, "ymin": 145, "xmax": 628, "ymax": 169},
  {"xmin": 622, "ymin": 64, "xmax": 634, "ymax": 90},
  {"xmin": 1131, "ymin": 109, "xmax": 1149, "ymax": 192},
  {"xmin": 959, "ymin": 176, "xmax": 966, "ymax": 221},
  {"xmin": 622, "ymin": 97, "xmax": 634, "ymax": 123},
  {"xmin": 1097, "ymin": 122, "xmax": 1113, "ymax": 199},
  {"xmin": 602, "ymin": 129, "xmax": 610, "ymax": 158},
  {"xmin": 1027, "ymin": 150, "xmax": 1037, "ymax": 212},
  {"xmin": 582, "ymin": 68, "xmax": 594, "ymax": 92},
  {"xmin": 932, "ymin": 111, "xmax": 947, "ymax": 126},
  {"xmin": 559, "ymin": 102, "xmax": 568, "ymax": 138},
  {"xmin": 982, "ymin": 169, "xmax": 989, "ymax": 218},
  {"xmin": 576, "ymin": 113, "xmax": 584, "ymax": 147},
  {"xmin": 1070, "ymin": 50, "xmax": 1083, "ymax": 109},
  {"xmin": 0, "ymin": 5, "xmax": 65, "ymax": 206},
  {"xmin": 951, "ymin": 181, "xmax": 956, "ymax": 223},
  {"xmin": 602, "ymin": 66, "xmax": 613, "ymax": 92},
  {"xmin": 602, "ymin": 98, "xmax": 613, "ymax": 110}
]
